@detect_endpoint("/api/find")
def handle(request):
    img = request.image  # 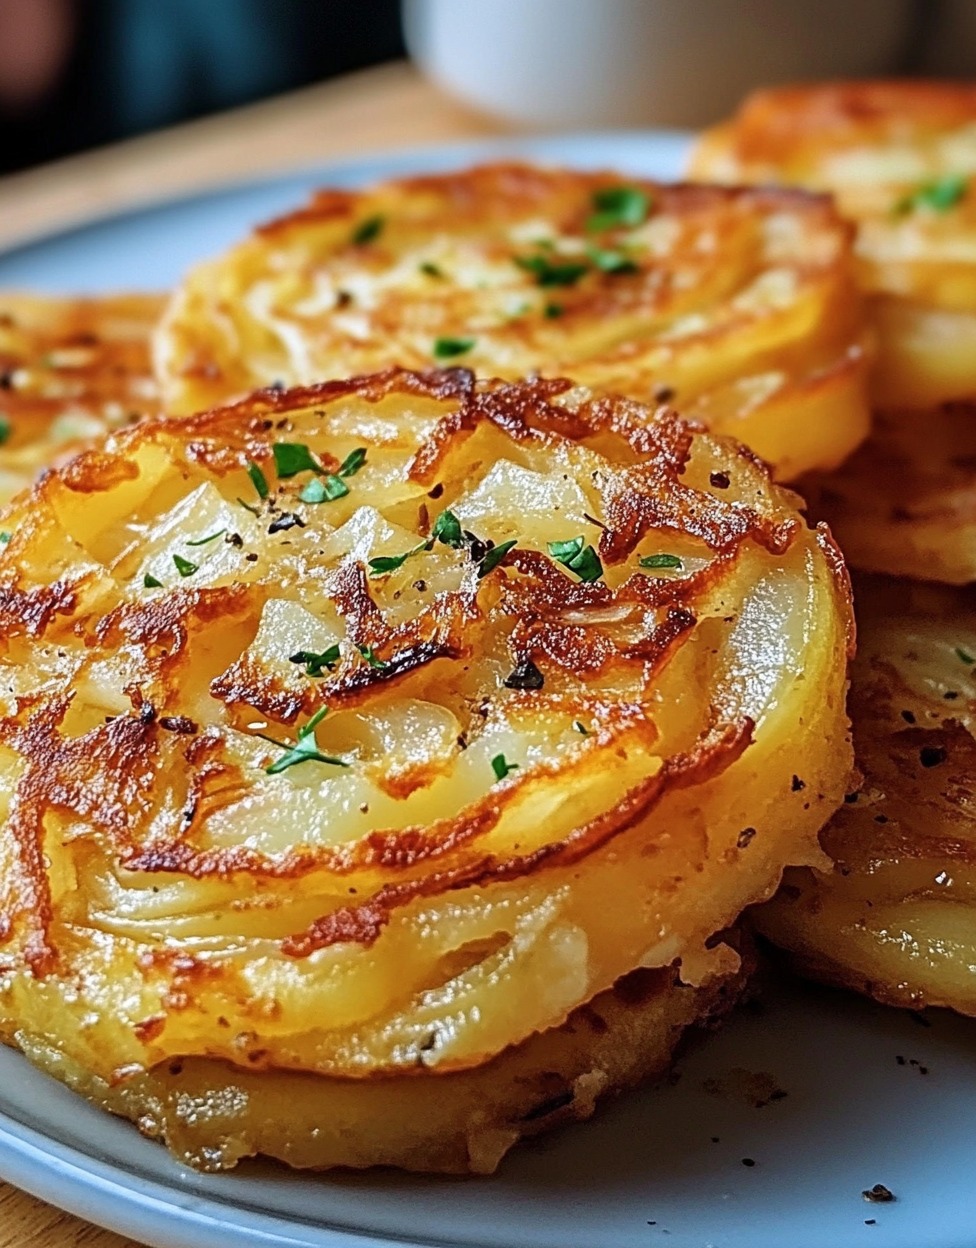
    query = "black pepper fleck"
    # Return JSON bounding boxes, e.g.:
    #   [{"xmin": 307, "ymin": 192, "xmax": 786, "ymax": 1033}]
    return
[
  {"xmin": 919, "ymin": 745, "xmax": 947, "ymax": 768},
  {"xmin": 862, "ymin": 1184, "xmax": 895, "ymax": 1203},
  {"xmin": 710, "ymin": 471, "xmax": 731, "ymax": 489}
]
